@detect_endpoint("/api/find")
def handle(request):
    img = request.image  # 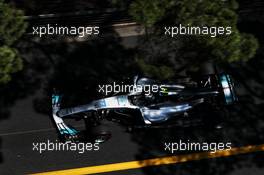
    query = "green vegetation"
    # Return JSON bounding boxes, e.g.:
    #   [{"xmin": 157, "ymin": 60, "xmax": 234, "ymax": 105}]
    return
[
  {"xmin": 0, "ymin": 0, "xmax": 27, "ymax": 84},
  {"xmin": 115, "ymin": 0, "xmax": 259, "ymax": 78},
  {"xmin": 129, "ymin": 0, "xmax": 174, "ymax": 28}
]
